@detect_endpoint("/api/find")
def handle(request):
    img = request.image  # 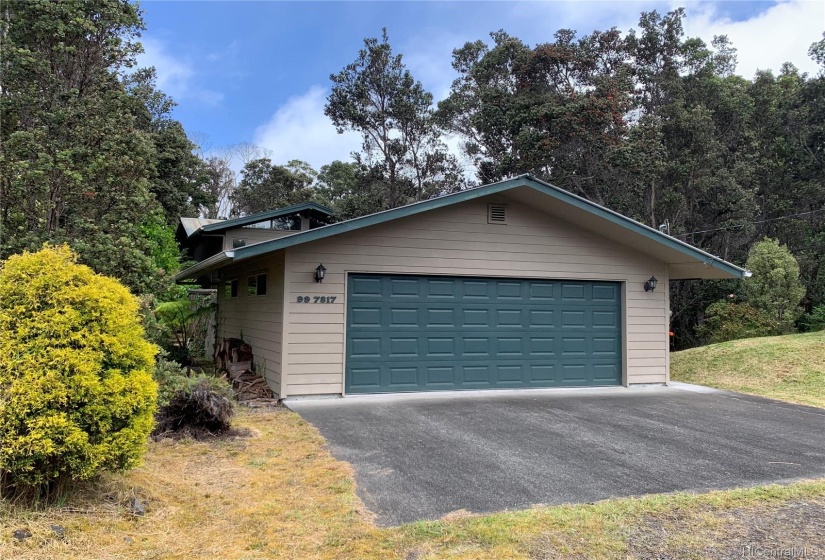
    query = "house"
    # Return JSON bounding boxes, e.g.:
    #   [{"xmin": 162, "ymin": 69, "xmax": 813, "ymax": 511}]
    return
[{"xmin": 176, "ymin": 175, "xmax": 749, "ymax": 399}]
